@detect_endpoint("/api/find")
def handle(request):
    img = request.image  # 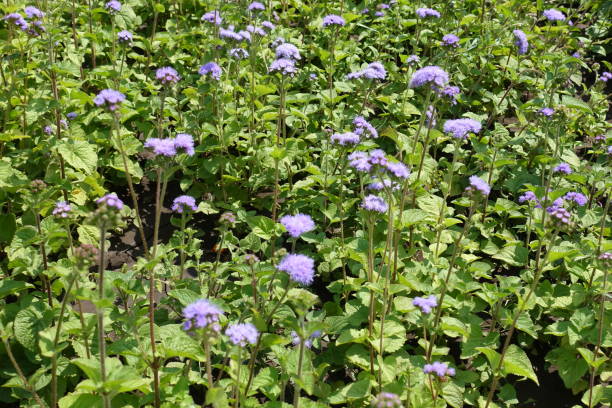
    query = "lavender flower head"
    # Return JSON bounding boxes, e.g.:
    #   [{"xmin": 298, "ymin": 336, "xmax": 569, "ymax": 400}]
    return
[
  {"xmin": 247, "ymin": 24, "xmax": 266, "ymax": 36},
  {"xmin": 467, "ymin": 175, "xmax": 491, "ymax": 196},
  {"xmin": 413, "ymin": 295, "xmax": 437, "ymax": 313},
  {"xmin": 53, "ymin": 201, "xmax": 71, "ymax": 218},
  {"xmin": 182, "ymin": 299, "xmax": 223, "ymax": 331},
  {"xmin": 349, "ymin": 151, "xmax": 372, "ymax": 172},
  {"xmin": 598, "ymin": 252, "xmax": 612, "ymax": 267},
  {"xmin": 407, "ymin": 55, "xmax": 420, "ymax": 65},
  {"xmin": 4, "ymin": 13, "xmax": 29, "ymax": 31},
  {"xmin": 369, "ymin": 149, "xmax": 388, "ymax": 166},
  {"xmin": 144, "ymin": 138, "xmax": 176, "ymax": 157},
  {"xmin": 443, "ymin": 118, "xmax": 482, "ymax": 139},
  {"xmin": 24, "ymin": 6, "xmax": 44, "ymax": 19},
  {"xmin": 219, "ymin": 212, "xmax": 236, "ymax": 225},
  {"xmin": 543, "ymin": 9, "xmax": 566, "ymax": 21},
  {"xmin": 331, "ymin": 132, "xmax": 360, "ymax": 146},
  {"xmin": 96, "ymin": 193, "xmax": 124, "ymax": 210},
  {"xmin": 440, "ymin": 86, "xmax": 461, "ymax": 104},
  {"xmin": 262, "ymin": 21, "xmax": 275, "ymax": 31},
  {"xmin": 347, "ymin": 62, "xmax": 386, "ymax": 80},
  {"xmin": 93, "ymin": 89, "xmax": 125, "ymax": 111},
  {"xmin": 424, "ymin": 361, "xmax": 455, "ymax": 377},
  {"xmin": 199, "ymin": 62, "xmax": 222, "ymax": 80},
  {"xmin": 66, "ymin": 112, "xmax": 78, "ymax": 120},
  {"xmin": 275, "ymin": 43, "xmax": 301, "ymax": 60},
  {"xmin": 599, "ymin": 72, "xmax": 612, "ymax": 82},
  {"xmin": 362, "ymin": 195, "xmax": 388, "ymax": 213},
  {"xmin": 44, "ymin": 125, "xmax": 53, "ymax": 135},
  {"xmin": 375, "ymin": 11, "xmax": 385, "ymax": 17},
  {"xmin": 553, "ymin": 163, "xmax": 572, "ymax": 174},
  {"xmin": 277, "ymin": 254, "xmax": 315, "ymax": 286},
  {"xmin": 442, "ymin": 34, "xmax": 459, "ymax": 47},
  {"xmin": 518, "ymin": 191, "xmax": 540, "ymax": 207},
  {"xmin": 201, "ymin": 10, "xmax": 222, "ymax": 25},
  {"xmin": 368, "ymin": 179, "xmax": 399, "ymax": 191},
  {"xmin": 416, "ymin": 7, "xmax": 440, "ymax": 18},
  {"xmin": 229, "ymin": 48, "xmax": 249, "ymax": 59},
  {"xmin": 248, "ymin": 1, "xmax": 265, "ymax": 11},
  {"xmin": 269, "ymin": 58, "xmax": 297, "ymax": 75},
  {"xmin": 353, "ymin": 116, "xmax": 378, "ymax": 138},
  {"xmin": 174, "ymin": 133, "xmax": 195, "ymax": 156},
  {"xmin": 323, "ymin": 14, "xmax": 346, "ymax": 27},
  {"xmin": 226, "ymin": 323, "xmax": 259, "ymax": 346},
  {"xmin": 280, "ymin": 214, "xmax": 315, "ymax": 237},
  {"xmin": 172, "ymin": 195, "xmax": 198, "ymax": 213},
  {"xmin": 564, "ymin": 192, "xmax": 587, "ymax": 206},
  {"xmin": 291, "ymin": 330, "xmax": 322, "ymax": 349},
  {"xmin": 513, "ymin": 29, "xmax": 529, "ymax": 54},
  {"xmin": 372, "ymin": 392, "xmax": 402, "ymax": 408},
  {"xmin": 105, "ymin": 0, "xmax": 121, "ymax": 14},
  {"xmin": 539, "ymin": 107, "xmax": 554, "ymax": 117},
  {"xmin": 385, "ymin": 161, "xmax": 410, "ymax": 179},
  {"xmin": 547, "ymin": 203, "xmax": 571, "ymax": 225},
  {"xmin": 117, "ymin": 30, "xmax": 133, "ymax": 44},
  {"xmin": 156, "ymin": 67, "xmax": 180, "ymax": 85},
  {"xmin": 409, "ymin": 66, "xmax": 449, "ymax": 88}
]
